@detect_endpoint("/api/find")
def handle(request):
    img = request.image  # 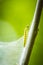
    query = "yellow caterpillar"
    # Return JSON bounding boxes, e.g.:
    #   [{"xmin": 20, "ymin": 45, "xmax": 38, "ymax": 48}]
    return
[{"xmin": 24, "ymin": 25, "xmax": 29, "ymax": 47}]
